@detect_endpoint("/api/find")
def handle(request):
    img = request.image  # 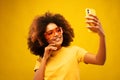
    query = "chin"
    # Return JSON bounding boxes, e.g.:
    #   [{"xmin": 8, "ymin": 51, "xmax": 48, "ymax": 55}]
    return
[
  {"xmin": 55, "ymin": 42, "xmax": 62, "ymax": 46},
  {"xmin": 53, "ymin": 41, "xmax": 62, "ymax": 45}
]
